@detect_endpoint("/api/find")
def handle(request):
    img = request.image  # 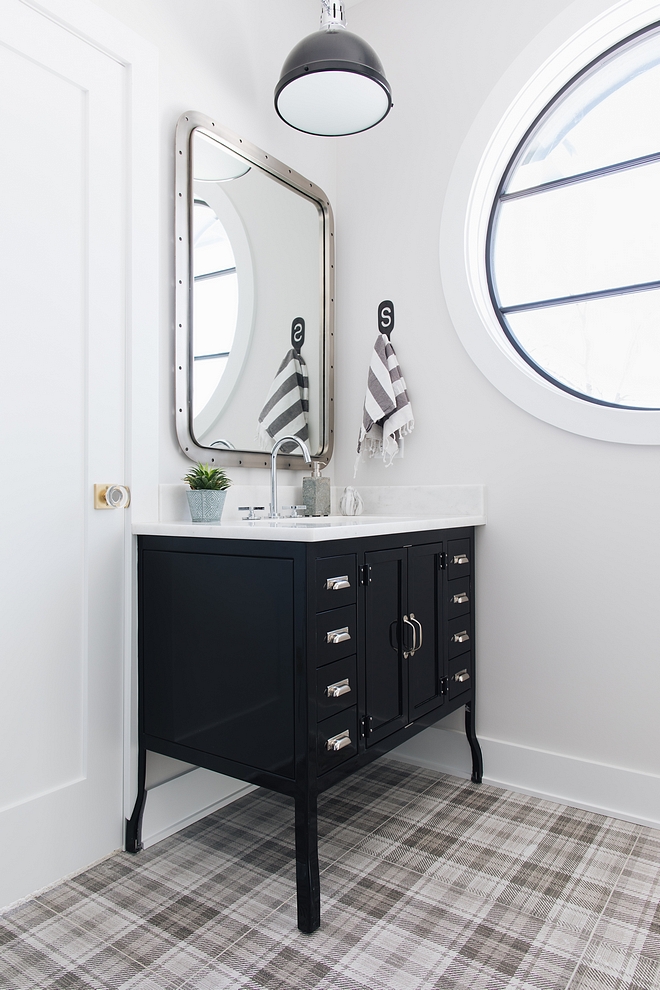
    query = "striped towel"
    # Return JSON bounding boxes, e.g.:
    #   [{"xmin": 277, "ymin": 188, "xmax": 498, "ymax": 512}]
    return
[
  {"xmin": 257, "ymin": 348, "xmax": 309, "ymax": 453},
  {"xmin": 355, "ymin": 333, "xmax": 414, "ymax": 475}
]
